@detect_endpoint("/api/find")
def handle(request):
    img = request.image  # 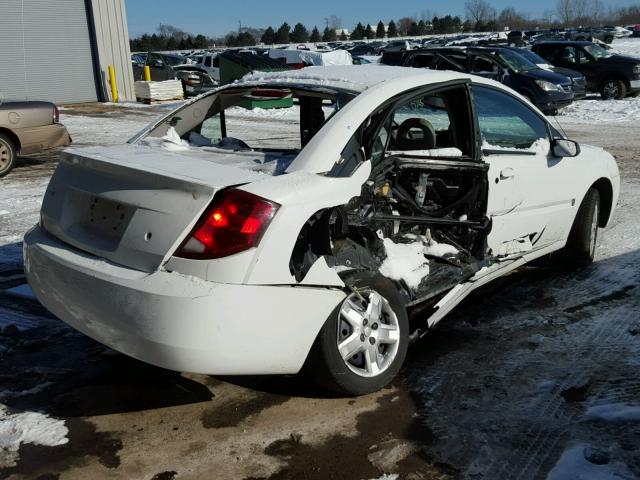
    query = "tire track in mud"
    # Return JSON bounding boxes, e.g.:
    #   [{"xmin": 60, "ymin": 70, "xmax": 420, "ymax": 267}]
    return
[{"xmin": 403, "ymin": 247, "xmax": 640, "ymax": 479}]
